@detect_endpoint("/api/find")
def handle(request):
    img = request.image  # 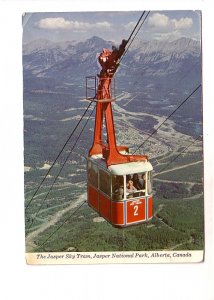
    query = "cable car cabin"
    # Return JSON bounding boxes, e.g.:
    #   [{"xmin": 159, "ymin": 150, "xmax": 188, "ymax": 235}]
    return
[{"xmin": 87, "ymin": 155, "xmax": 153, "ymax": 227}]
